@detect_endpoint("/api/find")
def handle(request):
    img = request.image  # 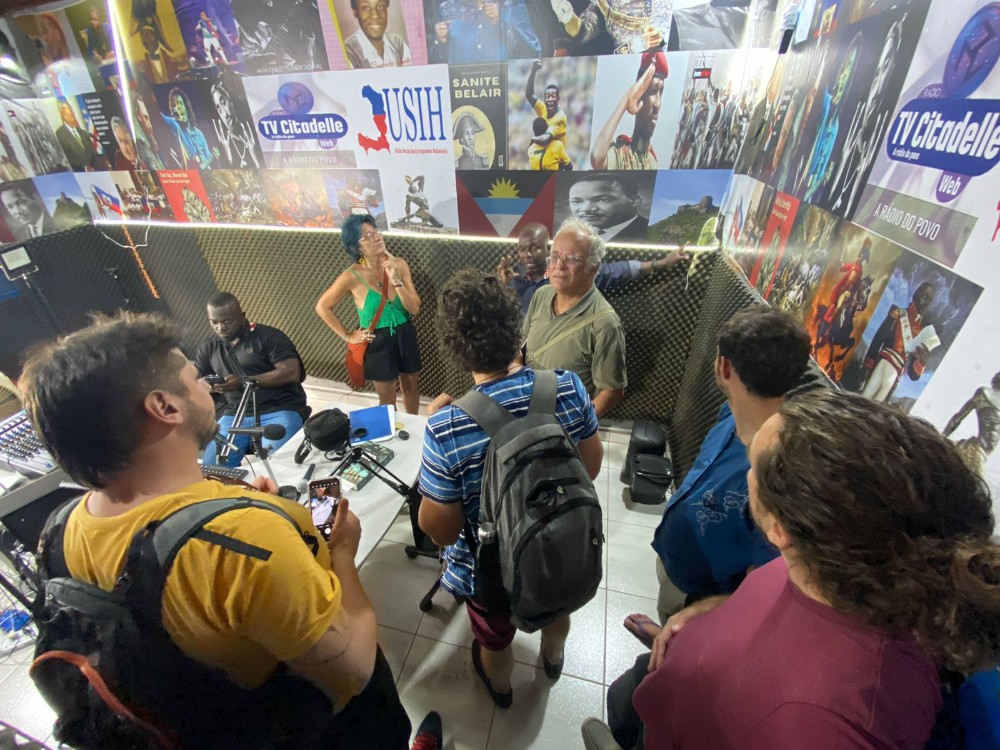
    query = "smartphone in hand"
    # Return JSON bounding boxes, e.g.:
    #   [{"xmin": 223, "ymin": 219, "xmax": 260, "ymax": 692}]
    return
[
  {"xmin": 204, "ymin": 373, "xmax": 227, "ymax": 386},
  {"xmin": 309, "ymin": 477, "xmax": 341, "ymax": 540}
]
